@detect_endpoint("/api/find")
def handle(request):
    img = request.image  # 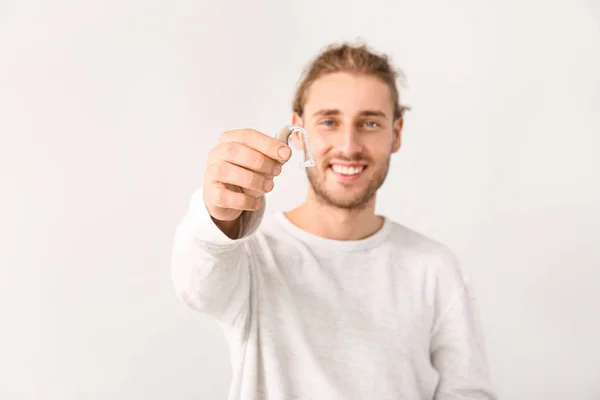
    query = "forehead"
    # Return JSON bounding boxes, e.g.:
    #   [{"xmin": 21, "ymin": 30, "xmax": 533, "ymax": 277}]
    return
[{"xmin": 303, "ymin": 72, "xmax": 394, "ymax": 117}]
